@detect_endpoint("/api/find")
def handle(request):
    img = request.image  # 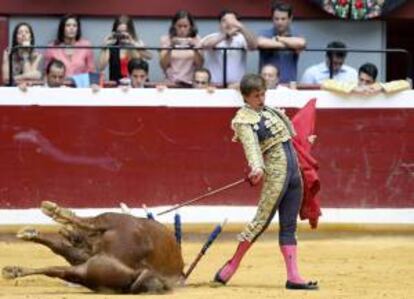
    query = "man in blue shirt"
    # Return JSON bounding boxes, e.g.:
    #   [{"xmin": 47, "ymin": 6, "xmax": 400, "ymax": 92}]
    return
[
  {"xmin": 301, "ymin": 41, "xmax": 358, "ymax": 85},
  {"xmin": 257, "ymin": 2, "xmax": 306, "ymax": 84}
]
